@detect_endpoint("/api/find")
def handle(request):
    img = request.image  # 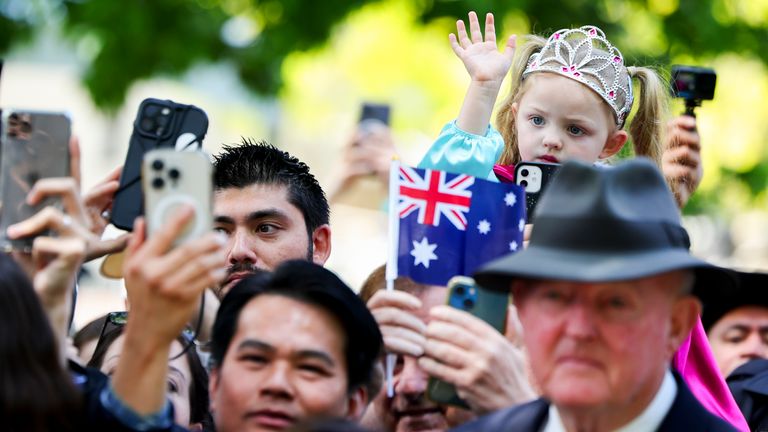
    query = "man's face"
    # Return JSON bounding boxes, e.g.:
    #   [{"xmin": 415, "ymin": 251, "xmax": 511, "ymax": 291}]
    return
[
  {"xmin": 513, "ymin": 271, "xmax": 696, "ymax": 419},
  {"xmin": 213, "ymin": 183, "xmax": 327, "ymax": 296},
  {"xmin": 708, "ymin": 305, "xmax": 768, "ymax": 377},
  {"xmin": 367, "ymin": 286, "xmax": 472, "ymax": 432},
  {"xmin": 209, "ymin": 294, "xmax": 361, "ymax": 432}
]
